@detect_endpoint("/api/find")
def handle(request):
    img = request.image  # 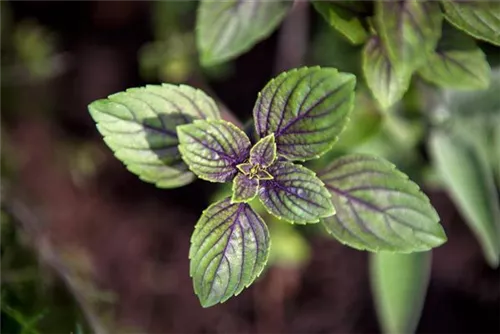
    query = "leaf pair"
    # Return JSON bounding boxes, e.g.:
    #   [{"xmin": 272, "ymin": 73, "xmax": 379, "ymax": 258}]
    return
[{"xmin": 177, "ymin": 67, "xmax": 348, "ymax": 225}]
